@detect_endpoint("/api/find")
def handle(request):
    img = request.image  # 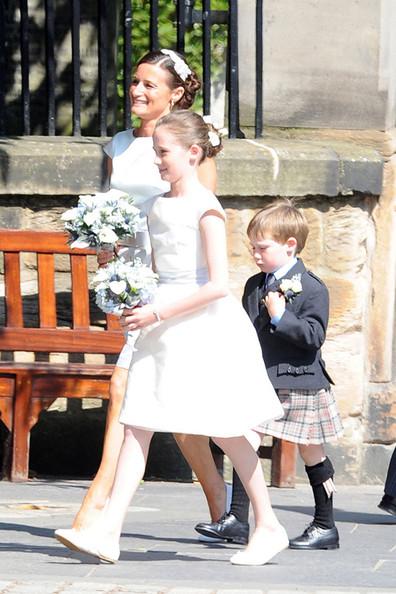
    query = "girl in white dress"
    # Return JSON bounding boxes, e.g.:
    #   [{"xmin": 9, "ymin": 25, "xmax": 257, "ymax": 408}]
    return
[
  {"xmin": 57, "ymin": 110, "xmax": 288, "ymax": 566},
  {"xmin": 59, "ymin": 49, "xmax": 227, "ymax": 538}
]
